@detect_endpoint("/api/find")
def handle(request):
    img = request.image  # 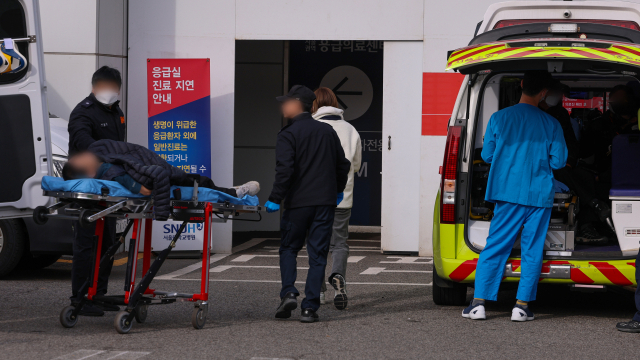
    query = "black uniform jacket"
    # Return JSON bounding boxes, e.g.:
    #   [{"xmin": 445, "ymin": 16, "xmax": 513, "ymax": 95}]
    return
[
  {"xmin": 68, "ymin": 93, "xmax": 126, "ymax": 155},
  {"xmin": 268, "ymin": 112, "xmax": 351, "ymax": 208}
]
